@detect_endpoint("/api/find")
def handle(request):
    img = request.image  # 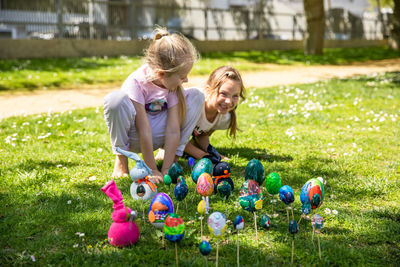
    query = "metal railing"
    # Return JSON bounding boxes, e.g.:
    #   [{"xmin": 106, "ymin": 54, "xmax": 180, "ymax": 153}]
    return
[{"xmin": 0, "ymin": 0, "xmax": 389, "ymax": 41}]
